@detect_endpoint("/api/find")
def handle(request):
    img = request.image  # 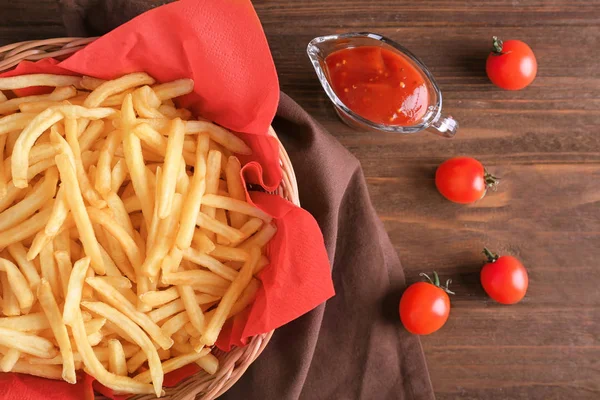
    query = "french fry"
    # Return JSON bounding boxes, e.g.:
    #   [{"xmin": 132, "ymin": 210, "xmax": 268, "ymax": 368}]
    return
[
  {"xmin": 161, "ymin": 269, "xmax": 230, "ymax": 289},
  {"xmin": 224, "ymin": 156, "xmax": 249, "ymax": 228},
  {"xmin": 133, "ymin": 123, "xmax": 195, "ymax": 165},
  {"xmin": 11, "ymin": 109, "xmax": 63, "ymax": 187},
  {"xmin": 81, "ymin": 76, "xmax": 106, "ymax": 91},
  {"xmin": 200, "ymin": 150, "xmax": 222, "ymax": 223},
  {"xmin": 200, "ymin": 247, "xmax": 260, "ymax": 346},
  {"xmin": 177, "ymin": 285, "xmax": 205, "ymax": 338},
  {"xmin": 0, "ymin": 135, "xmax": 6, "ymax": 199},
  {"xmin": 160, "ymin": 311, "xmax": 190, "ymax": 338},
  {"xmin": 0, "ymin": 86, "xmax": 77, "ymax": 115},
  {"xmin": 55, "ymin": 155, "xmax": 104, "ymax": 274},
  {"xmin": 40, "ymin": 241, "xmax": 61, "ymax": 300},
  {"xmin": 0, "ymin": 184, "xmax": 24, "ymax": 215},
  {"xmin": 44, "ymin": 185, "xmax": 70, "ymax": 235},
  {"xmin": 81, "ymin": 301, "xmax": 163, "ymax": 396},
  {"xmin": 62, "ymin": 257, "xmax": 90, "ymax": 325},
  {"xmin": 0, "ymin": 74, "xmax": 82, "ymax": 91},
  {"xmin": 95, "ymin": 129, "xmax": 122, "ymax": 195},
  {"xmin": 11, "ymin": 361, "xmax": 63, "ymax": 379},
  {"xmin": 64, "ymin": 117, "xmax": 106, "ymax": 209},
  {"xmin": 196, "ymin": 352, "xmax": 219, "ymax": 375},
  {"xmin": 0, "ymin": 313, "xmax": 49, "ymax": 331},
  {"xmin": 151, "ymin": 79, "xmax": 194, "ymax": 101},
  {"xmin": 133, "ymin": 348, "xmax": 209, "ymax": 384},
  {"xmin": 0, "ymin": 348, "xmax": 20, "ymax": 372},
  {"xmin": 84, "ymin": 73, "xmax": 155, "ymax": 108},
  {"xmin": 108, "ymin": 339, "xmax": 127, "ymax": 376},
  {"xmin": 0, "ymin": 327, "xmax": 57, "ymax": 358},
  {"xmin": 7, "ymin": 242, "xmax": 41, "ymax": 291},
  {"xmin": 79, "ymin": 120, "xmax": 106, "ymax": 152},
  {"xmin": 86, "ymin": 207, "xmax": 143, "ymax": 271},
  {"xmin": 191, "ymin": 229, "xmax": 216, "ymax": 253},
  {"xmin": 157, "ymin": 118, "xmax": 185, "ymax": 219},
  {"xmin": 182, "ymin": 248, "xmax": 238, "ymax": 281},
  {"xmin": 143, "ymin": 194, "xmax": 182, "ymax": 277},
  {"xmin": 139, "ymin": 287, "xmax": 179, "ymax": 309},
  {"xmin": 69, "ymin": 308, "xmax": 156, "ymax": 395},
  {"xmin": 96, "ymin": 276, "xmax": 132, "ymax": 290},
  {"xmin": 111, "ymin": 158, "xmax": 128, "ymax": 193},
  {"xmin": 132, "ymin": 86, "xmax": 162, "ymax": 118},
  {"xmin": 122, "ymin": 95, "xmax": 154, "ymax": 227},
  {"xmin": 85, "ymin": 277, "xmax": 173, "ymax": 350},
  {"xmin": 0, "ymin": 113, "xmax": 36, "ymax": 136},
  {"xmin": 53, "ymin": 251, "xmax": 73, "ymax": 299},
  {"xmin": 0, "ymin": 206, "xmax": 51, "ymax": 254},
  {"xmin": 201, "ymin": 194, "xmax": 272, "ymax": 222},
  {"xmin": 84, "ymin": 318, "xmax": 107, "ymax": 335},
  {"xmin": 0, "ymin": 258, "xmax": 34, "ymax": 310},
  {"xmin": 37, "ymin": 279, "xmax": 76, "ymax": 383},
  {"xmin": 196, "ymin": 212, "xmax": 244, "ymax": 243},
  {"xmin": 238, "ymin": 223, "xmax": 277, "ymax": 251},
  {"xmin": 209, "ymin": 245, "xmax": 249, "ymax": 262}
]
